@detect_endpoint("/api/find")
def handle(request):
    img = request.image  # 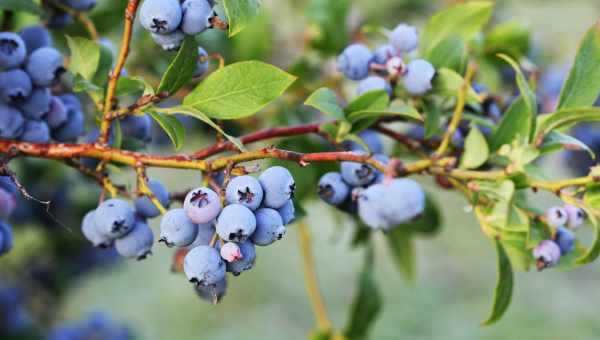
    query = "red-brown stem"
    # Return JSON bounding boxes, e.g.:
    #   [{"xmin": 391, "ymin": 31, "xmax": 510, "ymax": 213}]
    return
[{"xmin": 373, "ymin": 125, "xmax": 421, "ymax": 151}]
